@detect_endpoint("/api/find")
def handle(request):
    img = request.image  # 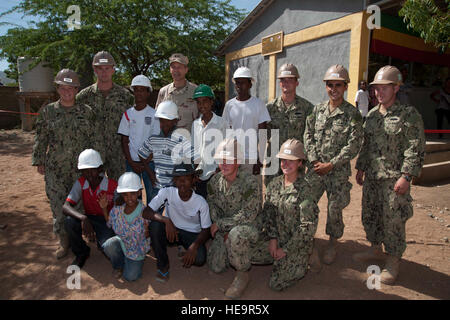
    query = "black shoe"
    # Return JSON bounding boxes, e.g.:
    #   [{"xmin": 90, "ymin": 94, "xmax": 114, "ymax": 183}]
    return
[{"xmin": 70, "ymin": 253, "xmax": 90, "ymax": 269}]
